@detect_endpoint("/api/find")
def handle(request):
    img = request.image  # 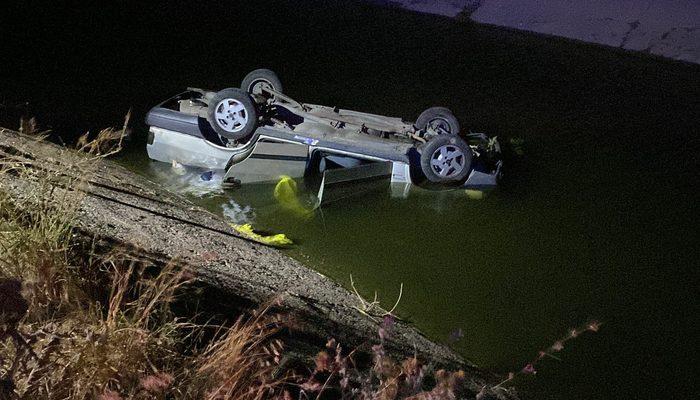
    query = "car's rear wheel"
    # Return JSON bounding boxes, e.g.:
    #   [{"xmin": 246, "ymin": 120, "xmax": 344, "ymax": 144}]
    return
[
  {"xmin": 420, "ymin": 135, "xmax": 472, "ymax": 183},
  {"xmin": 241, "ymin": 69, "xmax": 283, "ymax": 97},
  {"xmin": 416, "ymin": 107, "xmax": 460, "ymax": 135},
  {"xmin": 207, "ymin": 88, "xmax": 258, "ymax": 140}
]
